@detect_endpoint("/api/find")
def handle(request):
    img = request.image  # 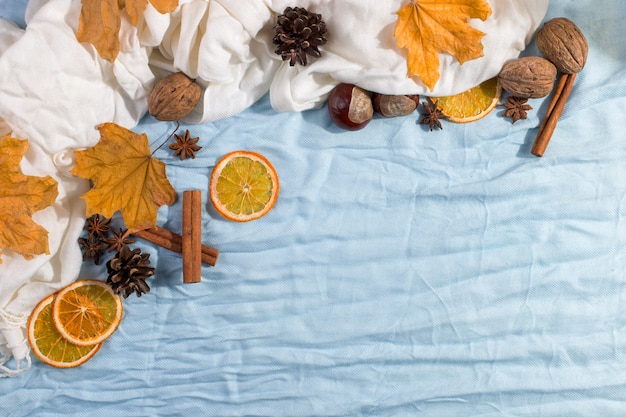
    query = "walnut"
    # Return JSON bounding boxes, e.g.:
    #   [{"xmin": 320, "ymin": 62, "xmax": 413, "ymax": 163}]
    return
[
  {"xmin": 498, "ymin": 57, "xmax": 557, "ymax": 99},
  {"xmin": 148, "ymin": 72, "xmax": 202, "ymax": 121},
  {"xmin": 372, "ymin": 93, "xmax": 419, "ymax": 117},
  {"xmin": 536, "ymin": 18, "xmax": 588, "ymax": 74}
]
